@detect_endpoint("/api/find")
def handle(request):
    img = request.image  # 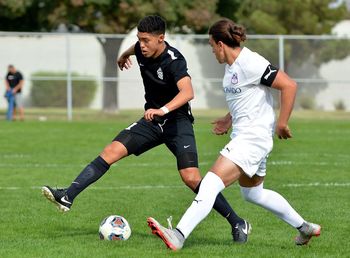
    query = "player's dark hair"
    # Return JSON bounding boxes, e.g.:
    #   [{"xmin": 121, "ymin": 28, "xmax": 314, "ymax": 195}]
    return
[
  {"xmin": 137, "ymin": 15, "xmax": 166, "ymax": 35},
  {"xmin": 209, "ymin": 19, "xmax": 246, "ymax": 48}
]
